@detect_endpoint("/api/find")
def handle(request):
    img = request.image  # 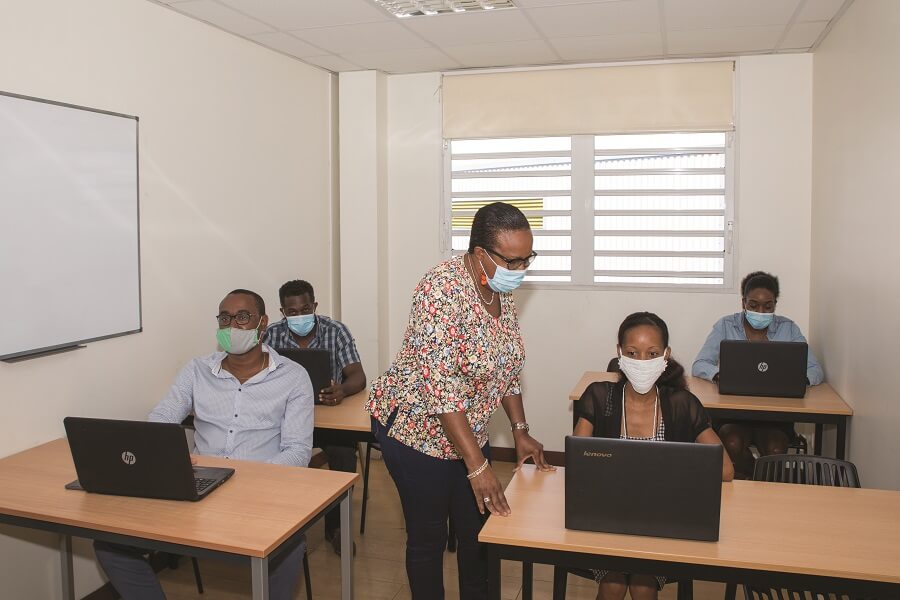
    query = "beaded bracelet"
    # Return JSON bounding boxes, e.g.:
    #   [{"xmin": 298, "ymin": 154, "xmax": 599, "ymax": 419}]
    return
[{"xmin": 466, "ymin": 458, "xmax": 489, "ymax": 480}]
